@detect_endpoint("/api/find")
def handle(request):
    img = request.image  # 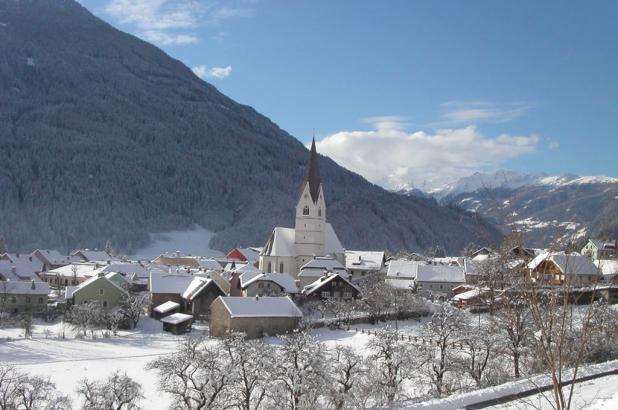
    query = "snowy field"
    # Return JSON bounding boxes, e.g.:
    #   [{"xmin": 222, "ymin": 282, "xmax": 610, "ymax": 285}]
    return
[
  {"xmin": 1, "ymin": 318, "xmax": 426, "ymax": 409},
  {"xmin": 131, "ymin": 225, "xmax": 223, "ymax": 260},
  {"xmin": 2, "ymin": 316, "xmax": 615, "ymax": 409}
]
